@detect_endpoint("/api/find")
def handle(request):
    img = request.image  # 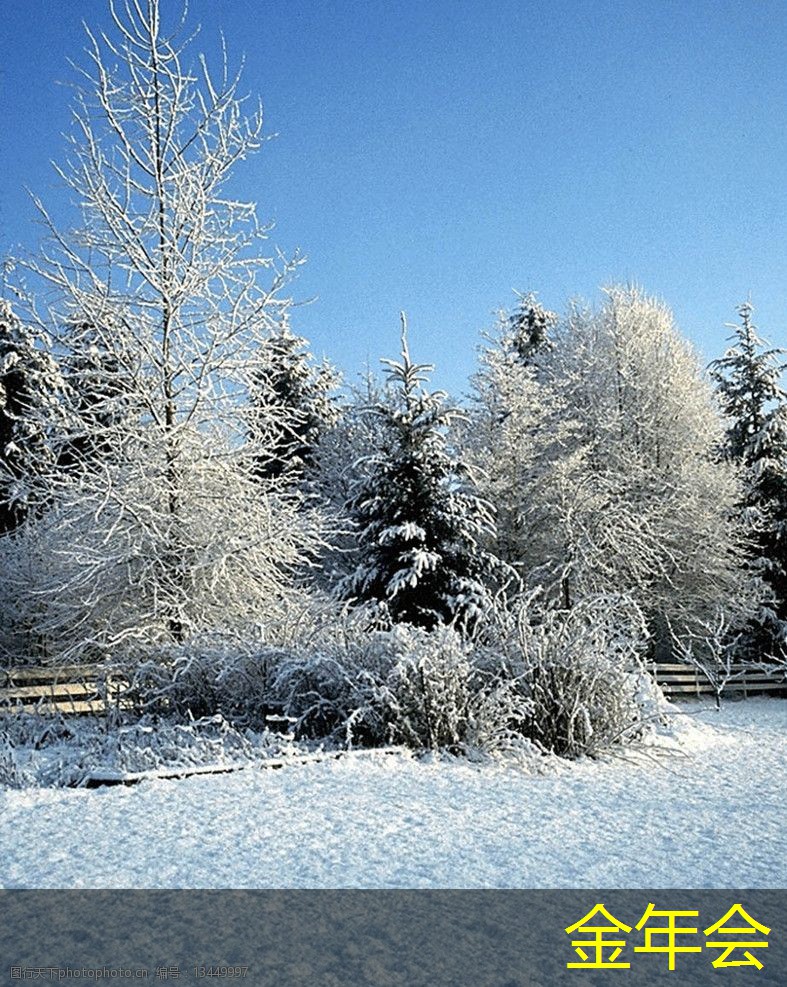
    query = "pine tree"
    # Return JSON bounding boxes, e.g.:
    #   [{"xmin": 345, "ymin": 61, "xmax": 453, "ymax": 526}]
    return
[
  {"xmin": 248, "ymin": 323, "xmax": 339, "ymax": 484},
  {"xmin": 342, "ymin": 316, "xmax": 497, "ymax": 630},
  {"xmin": 57, "ymin": 320, "xmax": 140, "ymax": 471},
  {"xmin": 709, "ymin": 302, "xmax": 787, "ymax": 657},
  {"xmin": 506, "ymin": 290, "xmax": 557, "ymax": 366},
  {"xmin": 0, "ymin": 300, "xmax": 61, "ymax": 534}
]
